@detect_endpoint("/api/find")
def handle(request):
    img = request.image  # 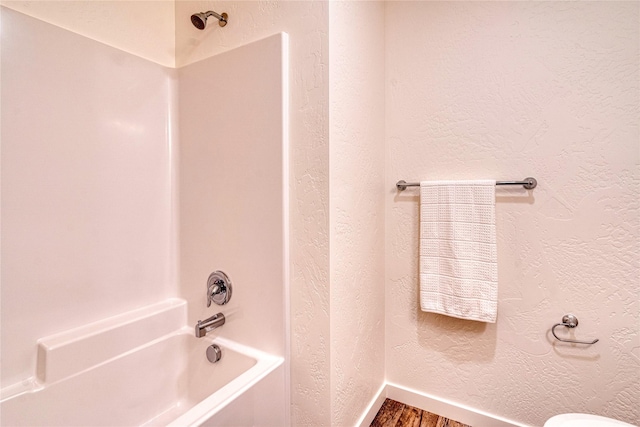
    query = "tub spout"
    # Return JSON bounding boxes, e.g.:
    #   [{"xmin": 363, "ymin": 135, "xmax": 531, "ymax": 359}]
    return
[{"xmin": 195, "ymin": 313, "xmax": 225, "ymax": 338}]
